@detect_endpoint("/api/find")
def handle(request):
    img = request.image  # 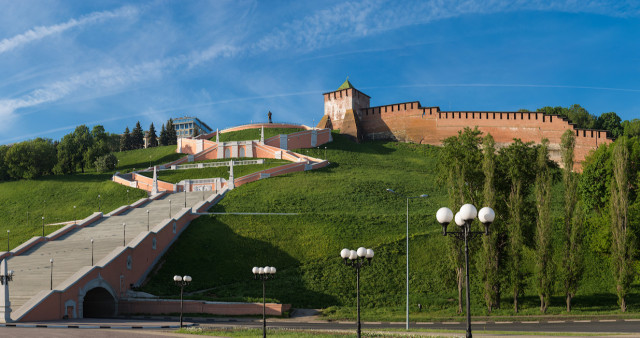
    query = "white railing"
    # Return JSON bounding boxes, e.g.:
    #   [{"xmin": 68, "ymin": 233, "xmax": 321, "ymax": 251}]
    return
[{"xmin": 172, "ymin": 159, "xmax": 264, "ymax": 170}]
